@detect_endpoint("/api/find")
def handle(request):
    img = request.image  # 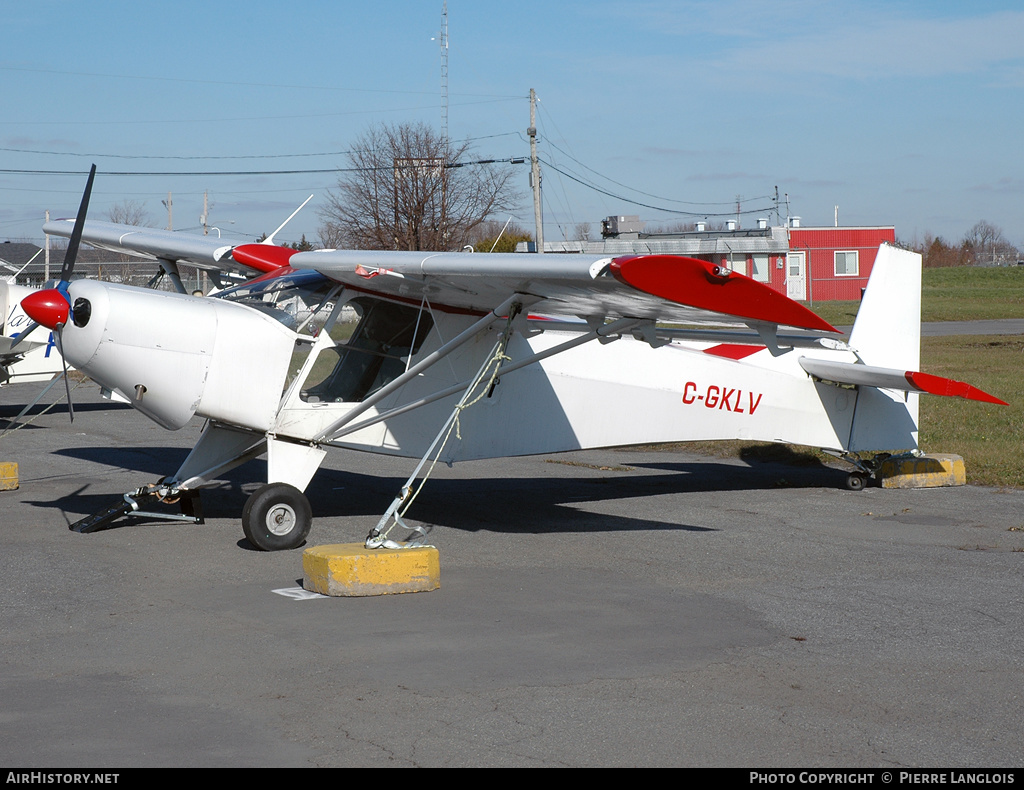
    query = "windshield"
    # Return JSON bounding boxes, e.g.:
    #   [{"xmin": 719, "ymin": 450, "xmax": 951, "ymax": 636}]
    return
[
  {"xmin": 214, "ymin": 269, "xmax": 336, "ymax": 331},
  {"xmin": 301, "ymin": 296, "xmax": 434, "ymax": 403}
]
